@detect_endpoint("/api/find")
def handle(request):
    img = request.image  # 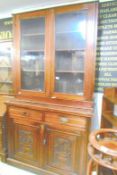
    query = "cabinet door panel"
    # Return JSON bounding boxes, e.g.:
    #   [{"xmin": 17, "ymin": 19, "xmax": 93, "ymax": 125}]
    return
[
  {"xmin": 20, "ymin": 17, "xmax": 45, "ymax": 92},
  {"xmin": 44, "ymin": 127, "xmax": 82, "ymax": 175},
  {"xmin": 14, "ymin": 10, "xmax": 50, "ymax": 98},
  {"xmin": 8, "ymin": 119, "xmax": 41, "ymax": 166},
  {"xmin": 51, "ymin": 3, "xmax": 98, "ymax": 101},
  {"xmin": 54, "ymin": 11, "xmax": 86, "ymax": 96}
]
